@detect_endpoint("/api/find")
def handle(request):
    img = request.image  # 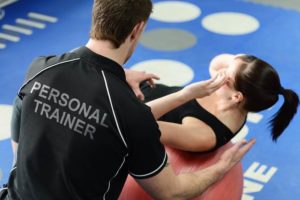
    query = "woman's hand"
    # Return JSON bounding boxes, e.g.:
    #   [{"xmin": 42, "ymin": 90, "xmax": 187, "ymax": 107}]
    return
[{"xmin": 180, "ymin": 71, "xmax": 228, "ymax": 100}]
